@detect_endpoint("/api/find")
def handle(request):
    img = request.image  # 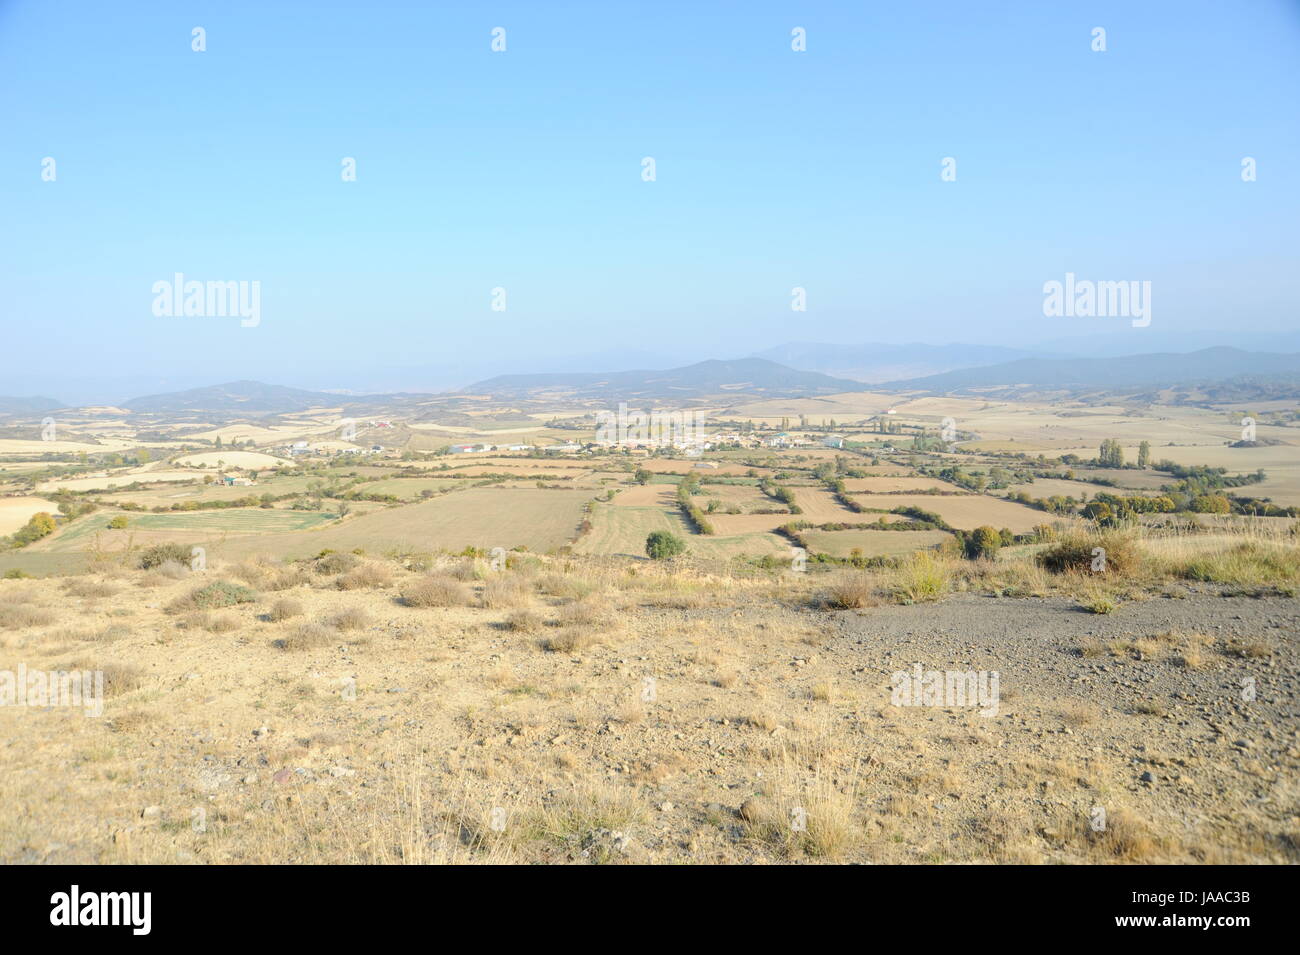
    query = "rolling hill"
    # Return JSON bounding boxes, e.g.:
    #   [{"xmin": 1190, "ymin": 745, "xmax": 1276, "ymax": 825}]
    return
[
  {"xmin": 884, "ymin": 347, "xmax": 1300, "ymax": 395},
  {"xmin": 463, "ymin": 358, "xmax": 866, "ymax": 399},
  {"xmin": 752, "ymin": 342, "xmax": 1048, "ymax": 382}
]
